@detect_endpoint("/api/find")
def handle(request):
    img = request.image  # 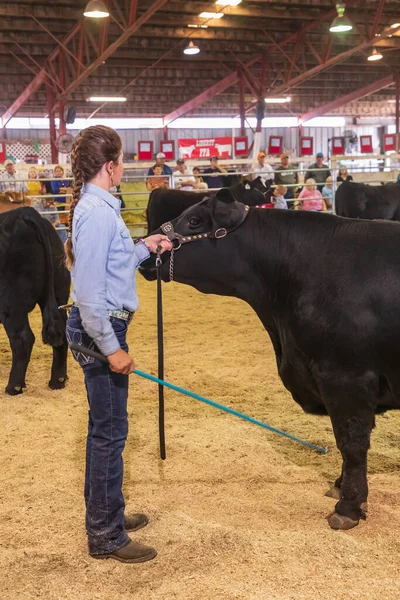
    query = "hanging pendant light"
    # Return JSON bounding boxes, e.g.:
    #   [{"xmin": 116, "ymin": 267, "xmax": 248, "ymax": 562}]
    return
[
  {"xmin": 367, "ymin": 48, "xmax": 383, "ymax": 61},
  {"xmin": 184, "ymin": 41, "xmax": 200, "ymax": 55},
  {"xmin": 329, "ymin": 3, "xmax": 353, "ymax": 32},
  {"xmin": 84, "ymin": 0, "xmax": 110, "ymax": 18}
]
